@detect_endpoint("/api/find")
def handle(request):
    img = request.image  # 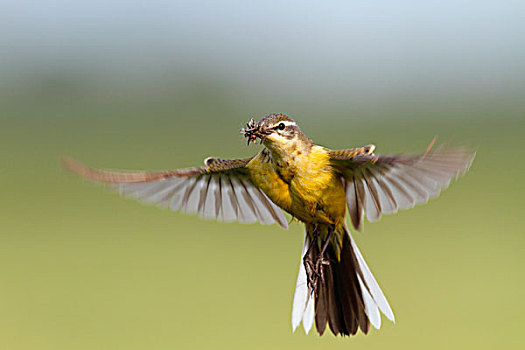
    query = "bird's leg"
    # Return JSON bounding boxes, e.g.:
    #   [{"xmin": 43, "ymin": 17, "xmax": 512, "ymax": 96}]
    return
[
  {"xmin": 304, "ymin": 259, "xmax": 317, "ymax": 293},
  {"xmin": 314, "ymin": 227, "xmax": 334, "ymax": 284},
  {"xmin": 303, "ymin": 225, "xmax": 336, "ymax": 294},
  {"xmin": 303, "ymin": 225, "xmax": 320, "ymax": 292}
]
